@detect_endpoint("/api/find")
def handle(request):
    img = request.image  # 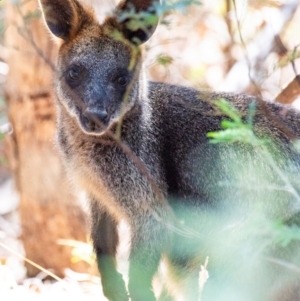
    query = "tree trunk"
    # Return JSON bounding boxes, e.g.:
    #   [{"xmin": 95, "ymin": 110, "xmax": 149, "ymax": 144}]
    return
[{"xmin": 4, "ymin": 0, "xmax": 89, "ymax": 277}]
